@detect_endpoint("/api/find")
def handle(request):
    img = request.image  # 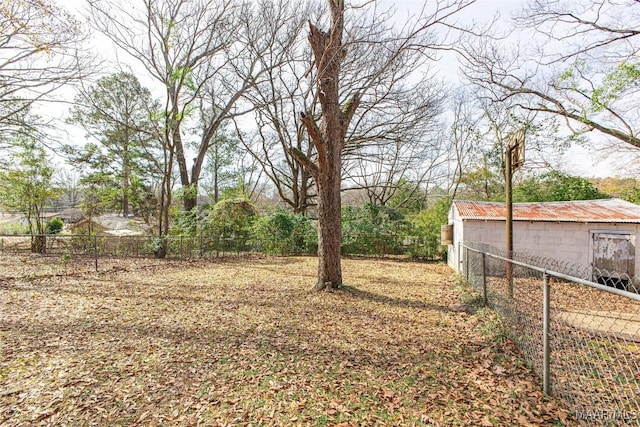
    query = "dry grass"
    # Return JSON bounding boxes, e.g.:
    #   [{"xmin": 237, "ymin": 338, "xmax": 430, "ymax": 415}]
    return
[{"xmin": 0, "ymin": 255, "xmax": 571, "ymax": 426}]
